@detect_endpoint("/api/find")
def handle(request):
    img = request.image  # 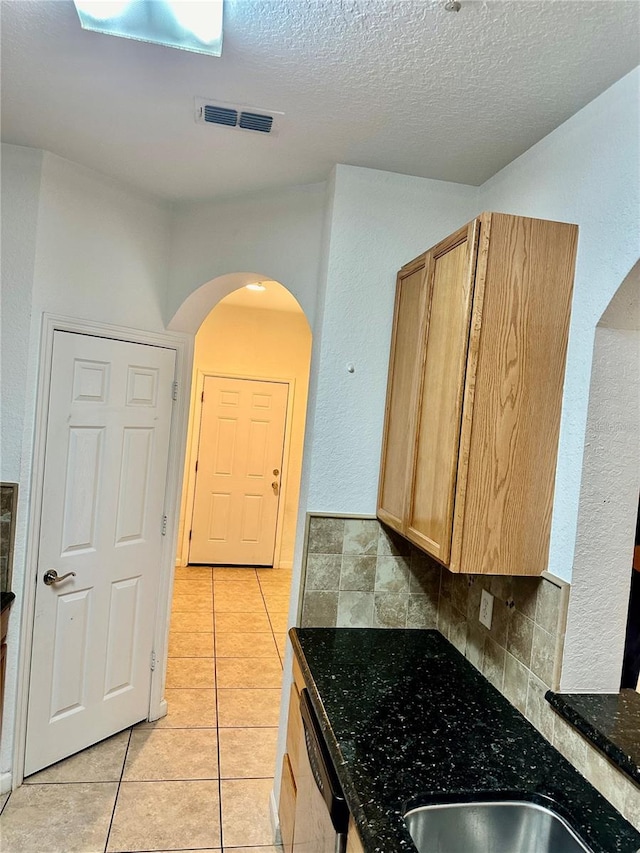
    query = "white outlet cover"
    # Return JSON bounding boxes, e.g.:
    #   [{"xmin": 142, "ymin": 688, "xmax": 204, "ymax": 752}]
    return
[{"xmin": 479, "ymin": 589, "xmax": 494, "ymax": 630}]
